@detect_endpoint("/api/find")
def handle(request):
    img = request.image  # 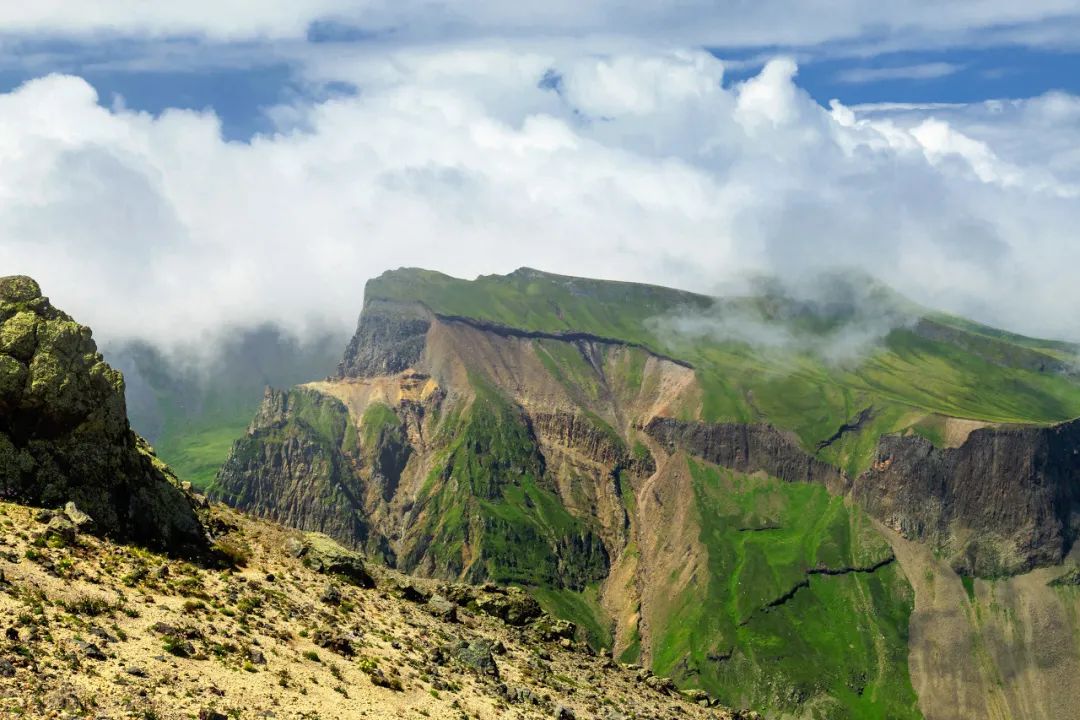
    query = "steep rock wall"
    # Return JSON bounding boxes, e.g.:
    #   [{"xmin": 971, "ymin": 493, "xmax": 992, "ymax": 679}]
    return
[
  {"xmin": 643, "ymin": 417, "xmax": 846, "ymax": 493},
  {"xmin": 855, "ymin": 421, "xmax": 1080, "ymax": 575},
  {"xmin": 643, "ymin": 415, "xmax": 1080, "ymax": 577}
]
